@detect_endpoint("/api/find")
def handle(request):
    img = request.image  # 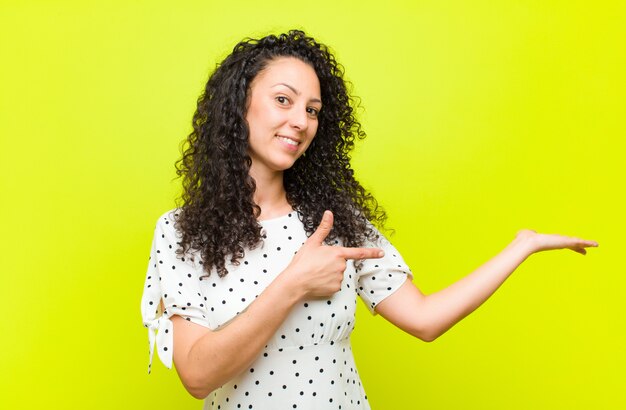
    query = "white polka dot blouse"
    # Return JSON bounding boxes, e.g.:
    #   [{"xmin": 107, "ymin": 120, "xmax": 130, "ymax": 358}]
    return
[{"xmin": 141, "ymin": 209, "xmax": 412, "ymax": 409}]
